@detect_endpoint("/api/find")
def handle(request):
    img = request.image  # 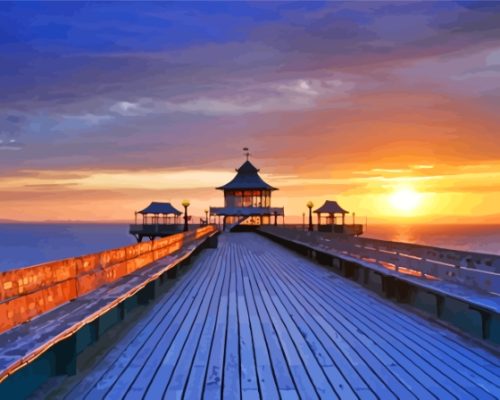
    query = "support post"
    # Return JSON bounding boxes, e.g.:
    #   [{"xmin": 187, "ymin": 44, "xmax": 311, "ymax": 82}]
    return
[
  {"xmin": 307, "ymin": 202, "xmax": 313, "ymax": 231},
  {"xmin": 54, "ymin": 335, "xmax": 77, "ymax": 376}
]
